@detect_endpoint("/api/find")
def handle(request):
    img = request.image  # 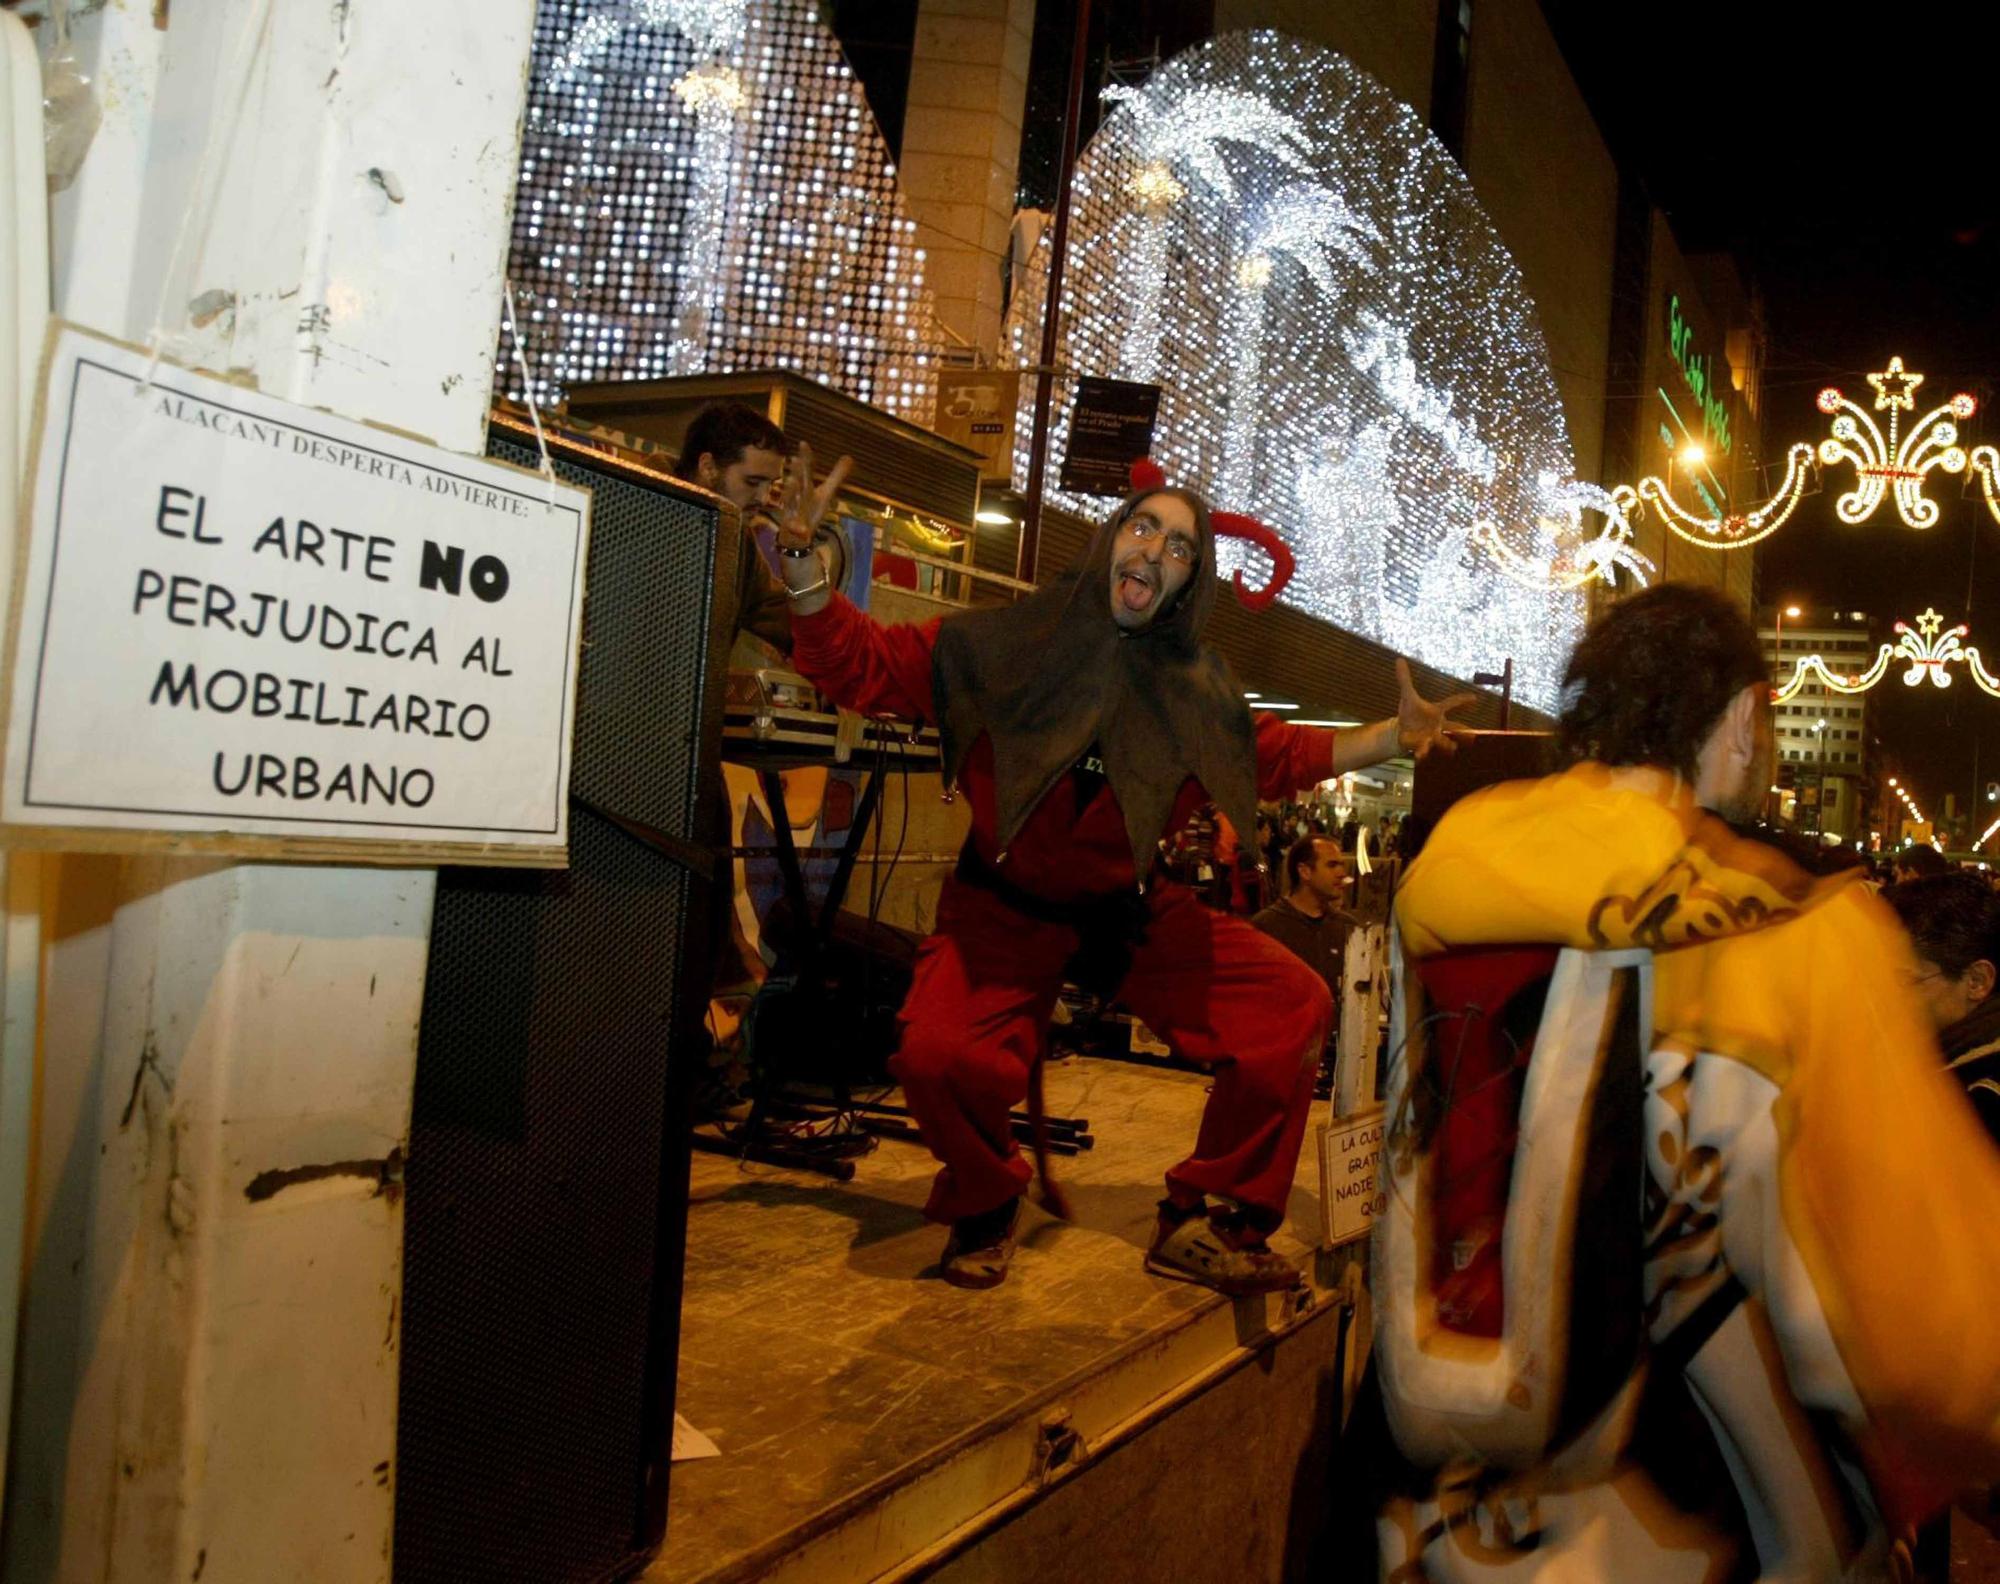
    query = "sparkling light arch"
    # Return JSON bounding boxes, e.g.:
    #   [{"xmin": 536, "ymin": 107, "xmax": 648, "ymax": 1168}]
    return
[
  {"xmin": 1002, "ymin": 31, "xmax": 1594, "ymax": 711},
  {"xmin": 502, "ymin": 0, "xmax": 936, "ymax": 417}
]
